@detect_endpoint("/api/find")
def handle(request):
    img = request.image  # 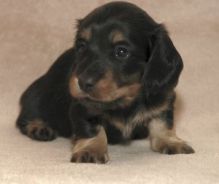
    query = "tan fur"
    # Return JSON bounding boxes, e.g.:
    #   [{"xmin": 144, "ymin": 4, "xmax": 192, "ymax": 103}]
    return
[
  {"xmin": 26, "ymin": 119, "xmax": 44, "ymax": 136},
  {"xmin": 79, "ymin": 28, "xmax": 91, "ymax": 40},
  {"xmin": 93, "ymin": 71, "xmax": 118, "ymax": 101},
  {"xmin": 106, "ymin": 102, "xmax": 169, "ymax": 139},
  {"xmin": 71, "ymin": 126, "xmax": 109, "ymax": 163},
  {"xmin": 69, "ymin": 63, "xmax": 141, "ymax": 103},
  {"xmin": 69, "ymin": 75, "xmax": 87, "ymax": 98},
  {"xmin": 149, "ymin": 118, "xmax": 194, "ymax": 154},
  {"xmin": 111, "ymin": 30, "xmax": 125, "ymax": 43},
  {"xmin": 131, "ymin": 102, "xmax": 169, "ymax": 125},
  {"xmin": 110, "ymin": 119, "xmax": 133, "ymax": 139},
  {"xmin": 89, "ymin": 71, "xmax": 141, "ymax": 103},
  {"xmin": 113, "ymin": 120, "xmax": 126, "ymax": 132}
]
